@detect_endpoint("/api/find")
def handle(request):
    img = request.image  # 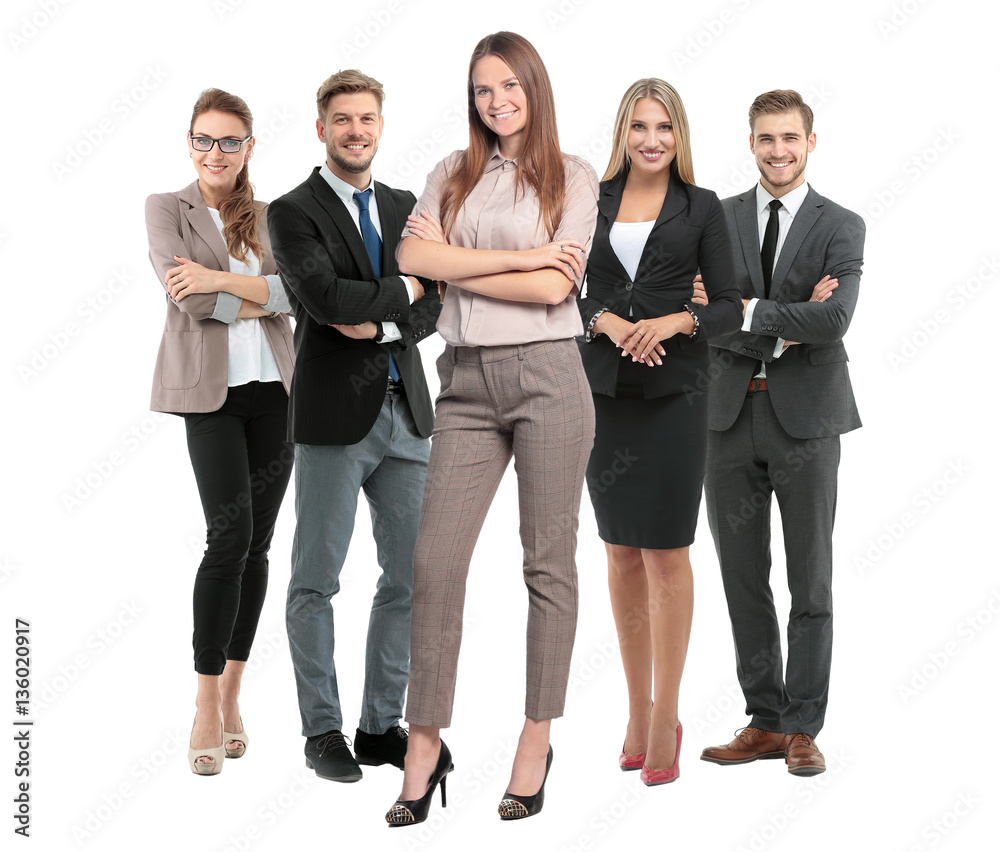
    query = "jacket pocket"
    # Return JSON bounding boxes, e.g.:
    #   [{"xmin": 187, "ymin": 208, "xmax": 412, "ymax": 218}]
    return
[
  {"xmin": 808, "ymin": 343, "xmax": 849, "ymax": 365},
  {"xmin": 159, "ymin": 331, "xmax": 203, "ymax": 389}
]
